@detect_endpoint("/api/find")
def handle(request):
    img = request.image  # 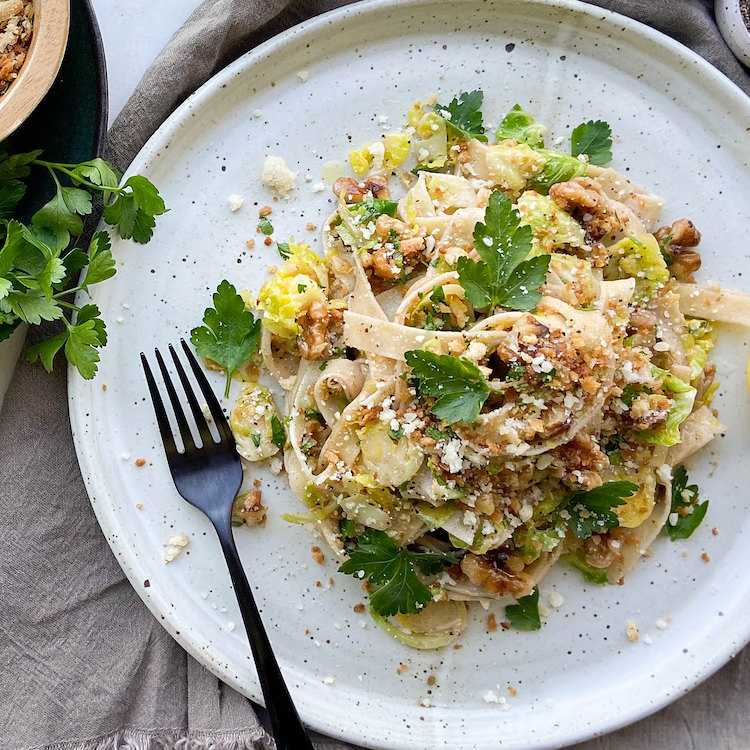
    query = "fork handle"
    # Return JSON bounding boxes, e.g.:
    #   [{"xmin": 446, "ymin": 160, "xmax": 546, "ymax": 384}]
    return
[{"xmin": 215, "ymin": 525, "xmax": 315, "ymax": 750}]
